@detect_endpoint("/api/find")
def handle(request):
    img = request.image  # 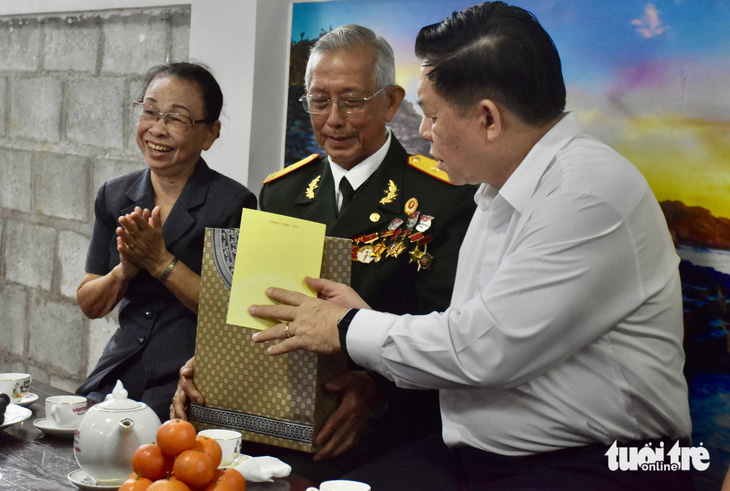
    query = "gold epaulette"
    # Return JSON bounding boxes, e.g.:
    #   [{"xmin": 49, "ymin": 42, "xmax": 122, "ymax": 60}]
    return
[
  {"xmin": 408, "ymin": 155, "xmax": 453, "ymax": 184},
  {"xmin": 263, "ymin": 154, "xmax": 320, "ymax": 184}
]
